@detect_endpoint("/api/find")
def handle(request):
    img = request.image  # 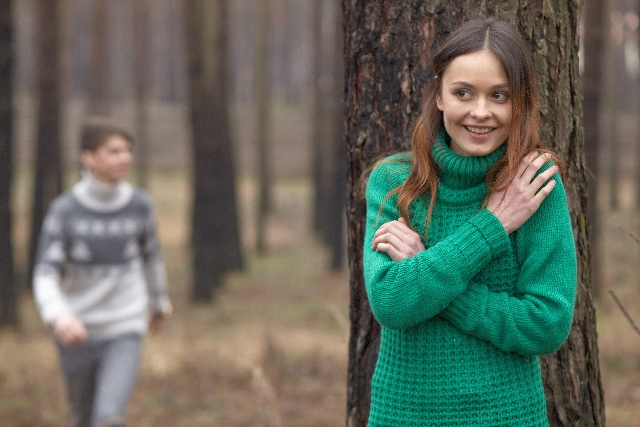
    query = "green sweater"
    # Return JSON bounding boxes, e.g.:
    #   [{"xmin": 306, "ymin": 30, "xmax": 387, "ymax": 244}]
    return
[{"xmin": 363, "ymin": 133, "xmax": 577, "ymax": 426}]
